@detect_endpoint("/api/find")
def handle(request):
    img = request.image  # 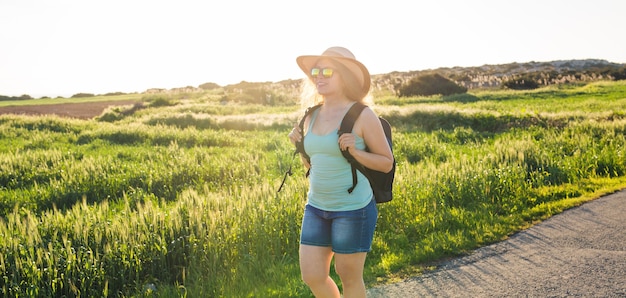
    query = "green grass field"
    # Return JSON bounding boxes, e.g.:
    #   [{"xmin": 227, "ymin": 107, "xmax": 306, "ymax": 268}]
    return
[{"xmin": 1, "ymin": 81, "xmax": 626, "ymax": 297}]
